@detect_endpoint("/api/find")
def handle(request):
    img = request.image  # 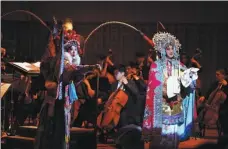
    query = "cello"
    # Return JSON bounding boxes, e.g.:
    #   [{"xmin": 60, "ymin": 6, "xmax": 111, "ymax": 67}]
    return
[
  {"xmin": 97, "ymin": 83, "xmax": 128, "ymax": 130},
  {"xmin": 198, "ymin": 82, "xmax": 227, "ymax": 126}
]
